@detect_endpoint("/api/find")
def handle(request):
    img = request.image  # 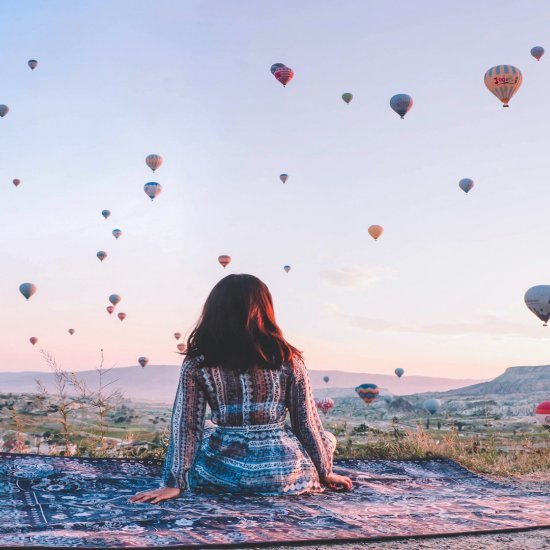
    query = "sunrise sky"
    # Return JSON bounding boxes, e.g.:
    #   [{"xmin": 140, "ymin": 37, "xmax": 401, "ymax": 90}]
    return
[{"xmin": 3, "ymin": 0, "xmax": 550, "ymax": 378}]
